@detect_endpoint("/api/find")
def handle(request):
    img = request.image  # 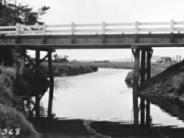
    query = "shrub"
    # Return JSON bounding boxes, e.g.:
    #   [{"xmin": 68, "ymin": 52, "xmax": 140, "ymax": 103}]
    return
[{"xmin": 0, "ymin": 66, "xmax": 40, "ymax": 138}]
